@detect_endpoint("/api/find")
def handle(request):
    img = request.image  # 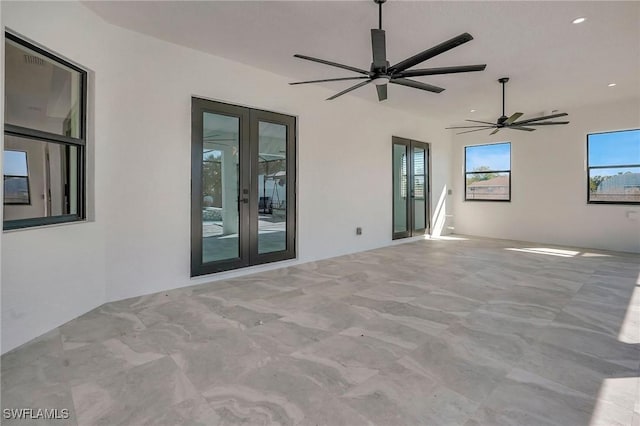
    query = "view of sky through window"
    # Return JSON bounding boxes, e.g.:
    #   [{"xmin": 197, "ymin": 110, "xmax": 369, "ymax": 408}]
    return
[
  {"xmin": 3, "ymin": 151, "xmax": 28, "ymax": 176},
  {"xmin": 465, "ymin": 142, "xmax": 510, "ymax": 171},
  {"xmin": 588, "ymin": 129, "xmax": 640, "ymax": 174}
]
